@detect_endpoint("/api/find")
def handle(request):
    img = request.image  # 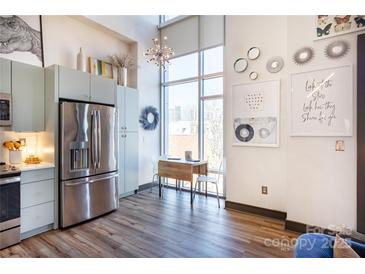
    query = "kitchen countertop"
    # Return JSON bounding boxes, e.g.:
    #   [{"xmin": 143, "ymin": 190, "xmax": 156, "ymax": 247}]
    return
[{"xmin": 14, "ymin": 162, "xmax": 55, "ymax": 172}]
